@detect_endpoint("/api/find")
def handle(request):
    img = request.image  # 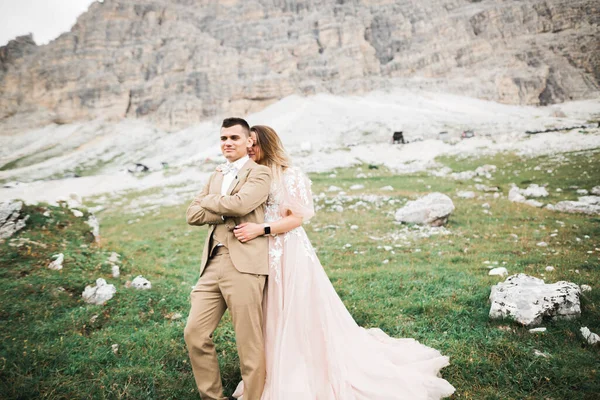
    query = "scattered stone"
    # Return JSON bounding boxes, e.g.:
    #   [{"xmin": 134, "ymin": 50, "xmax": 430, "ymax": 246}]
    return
[
  {"xmin": 529, "ymin": 327, "xmax": 547, "ymax": 333},
  {"xmin": 82, "ymin": 278, "xmax": 117, "ymax": 305},
  {"xmin": 482, "ymin": 203, "xmax": 490, "ymax": 209},
  {"xmin": 394, "ymin": 192, "xmax": 455, "ymax": 227},
  {"xmin": 356, "ymin": 173, "xmax": 367, "ymax": 179},
  {"xmin": 456, "ymin": 191, "xmax": 475, "ymax": 199},
  {"xmin": 72, "ymin": 209, "xmax": 84, "ymax": 217},
  {"xmin": 0, "ymin": 200, "xmax": 29, "ymax": 240},
  {"xmin": 552, "ymin": 199, "xmax": 600, "ymax": 215},
  {"xmin": 382, "ymin": 259, "xmax": 389, "ymax": 264},
  {"xmin": 524, "ymin": 199, "xmax": 544, "ymax": 208},
  {"xmin": 580, "ymin": 284, "xmax": 592, "ymax": 292},
  {"xmin": 85, "ymin": 214, "xmax": 100, "ymax": 241},
  {"xmin": 578, "ymin": 196, "xmax": 600, "ymax": 205},
  {"xmin": 327, "ymin": 185, "xmax": 342, "ymax": 192},
  {"xmin": 329, "ymin": 173, "xmax": 337, "ymax": 178},
  {"xmin": 380, "ymin": 185, "xmax": 394, "ymax": 191},
  {"xmin": 489, "ymin": 267, "xmax": 508, "ymax": 276},
  {"xmin": 349, "ymin": 184, "xmax": 365, "ymax": 190},
  {"xmin": 536, "ymin": 242, "xmax": 548, "ymax": 247},
  {"xmin": 475, "ymin": 184, "xmax": 499, "ymax": 192},
  {"xmin": 131, "ymin": 275, "xmax": 152, "ymax": 290},
  {"xmin": 166, "ymin": 312, "xmax": 183, "ymax": 320},
  {"xmin": 580, "ymin": 327, "xmax": 600, "ymax": 345},
  {"xmin": 576, "ymin": 189, "xmax": 589, "ymax": 195},
  {"xmin": 108, "ymin": 252, "xmax": 121, "ymax": 264},
  {"xmin": 489, "ymin": 273, "xmax": 581, "ymax": 326},
  {"xmin": 48, "ymin": 253, "xmax": 64, "ymax": 270},
  {"xmin": 111, "ymin": 265, "xmax": 120, "ymax": 278},
  {"xmin": 333, "ymin": 205, "xmax": 344, "ymax": 213},
  {"xmin": 534, "ymin": 350, "xmax": 550, "ymax": 358},
  {"xmin": 545, "ymin": 266, "xmax": 555, "ymax": 272},
  {"xmin": 591, "ymin": 186, "xmax": 600, "ymax": 195},
  {"xmin": 344, "ymin": 243, "xmax": 352, "ymax": 248},
  {"xmin": 112, "ymin": 344, "xmax": 119, "ymax": 354},
  {"xmin": 522, "ymin": 184, "xmax": 549, "ymax": 198}
]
